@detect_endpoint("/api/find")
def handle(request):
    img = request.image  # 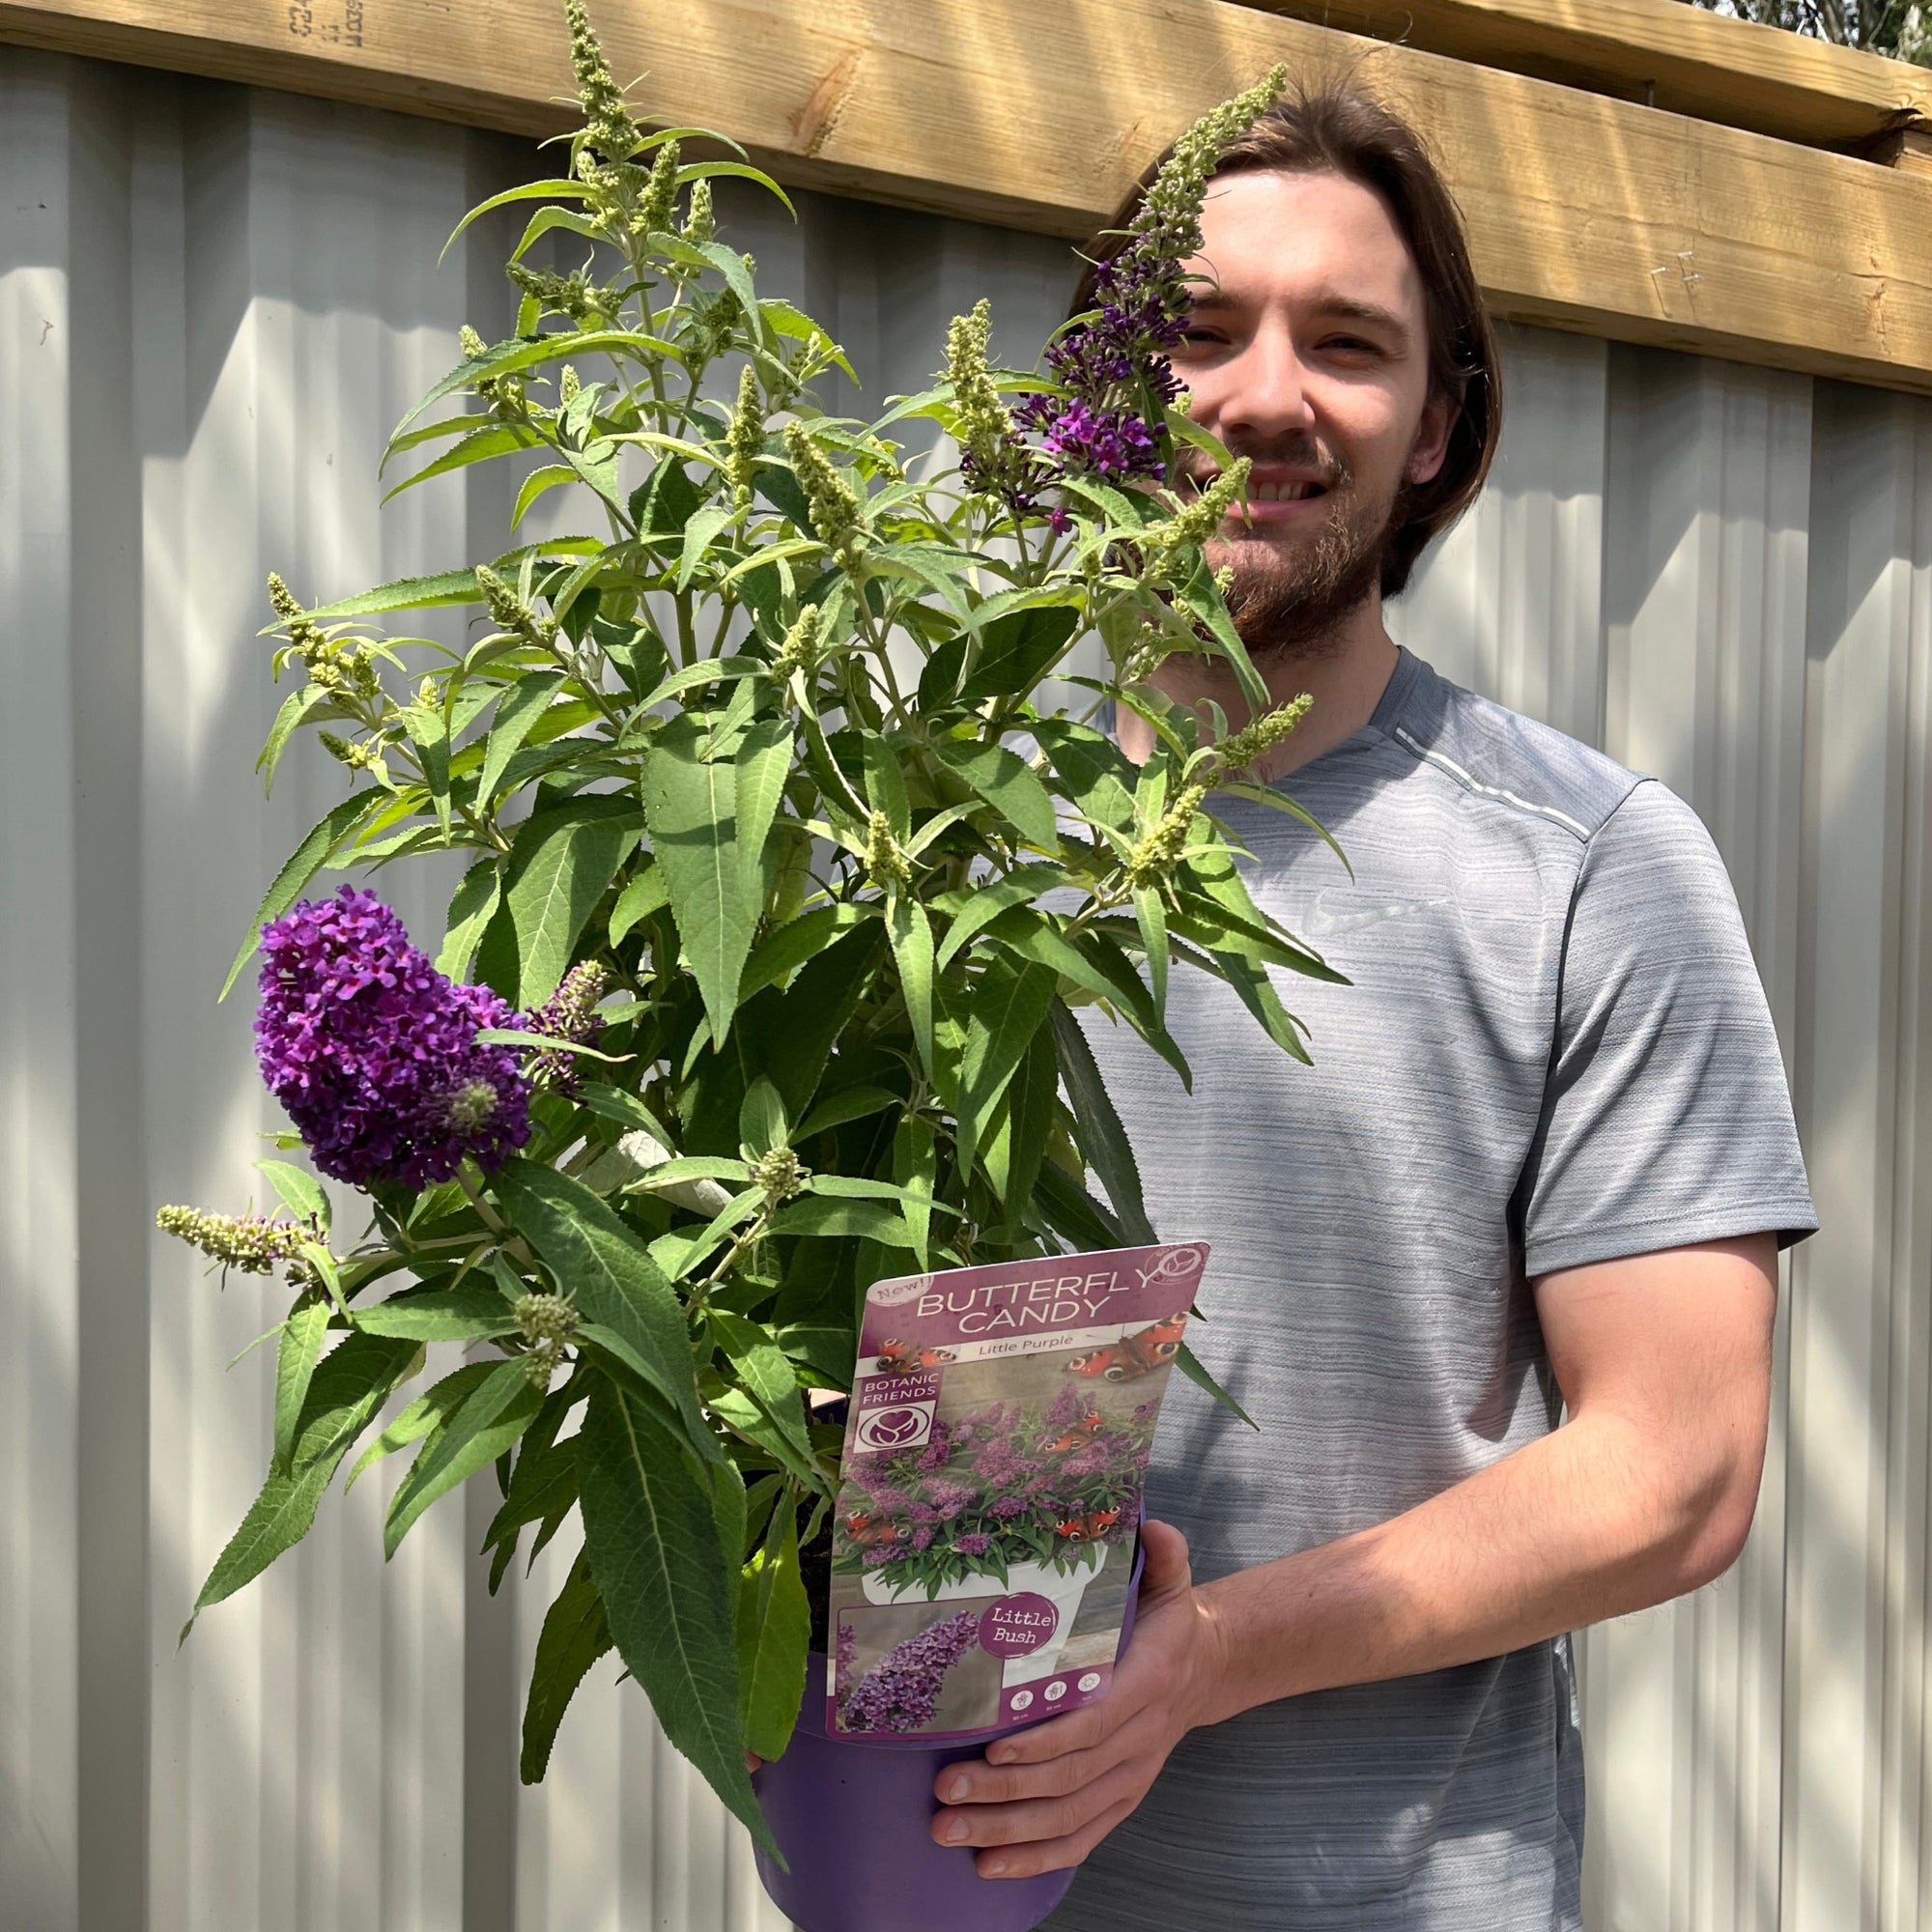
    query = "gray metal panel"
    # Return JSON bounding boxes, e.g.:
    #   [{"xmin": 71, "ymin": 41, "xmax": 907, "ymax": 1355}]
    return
[{"xmin": 8, "ymin": 43, "xmax": 1932, "ymax": 1932}]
